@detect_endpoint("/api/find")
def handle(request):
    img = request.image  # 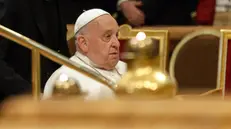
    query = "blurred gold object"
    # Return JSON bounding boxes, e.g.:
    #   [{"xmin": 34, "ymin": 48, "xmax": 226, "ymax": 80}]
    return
[
  {"xmin": 0, "ymin": 96, "xmax": 231, "ymax": 129},
  {"xmin": 116, "ymin": 32, "xmax": 177, "ymax": 99},
  {"xmin": 53, "ymin": 74, "xmax": 81, "ymax": 97},
  {"xmin": 118, "ymin": 24, "xmax": 169, "ymax": 71},
  {"xmin": 2, "ymin": 96, "xmax": 230, "ymax": 129}
]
